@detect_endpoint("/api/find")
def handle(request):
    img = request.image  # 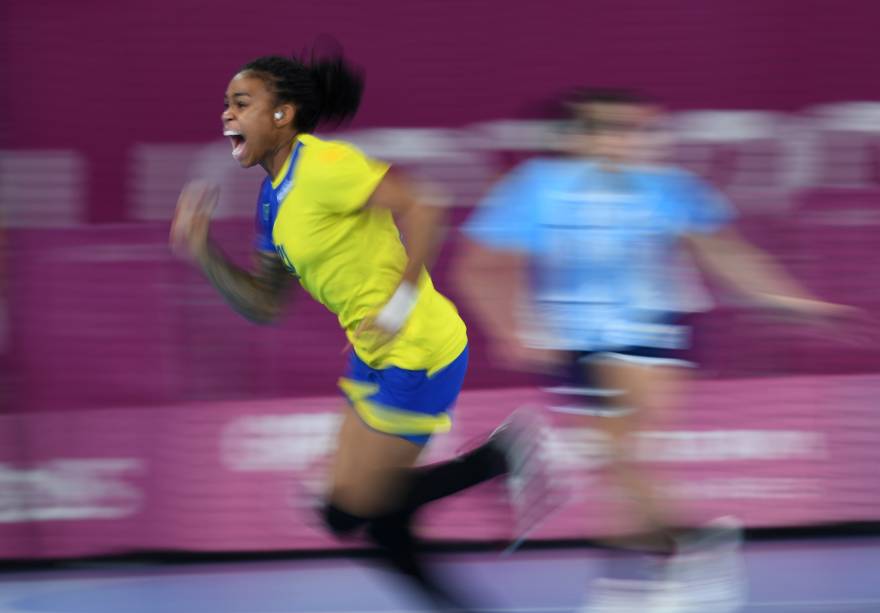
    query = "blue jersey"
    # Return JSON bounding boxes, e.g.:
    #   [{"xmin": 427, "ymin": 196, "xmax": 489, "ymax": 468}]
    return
[{"xmin": 462, "ymin": 159, "xmax": 733, "ymax": 351}]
